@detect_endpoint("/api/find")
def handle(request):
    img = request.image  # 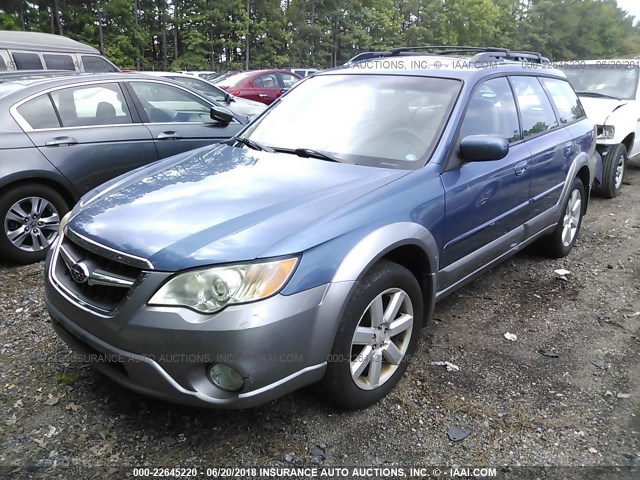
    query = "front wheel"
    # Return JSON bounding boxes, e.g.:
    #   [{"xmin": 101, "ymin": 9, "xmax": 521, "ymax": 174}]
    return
[
  {"xmin": 0, "ymin": 184, "xmax": 68, "ymax": 264},
  {"xmin": 539, "ymin": 177, "xmax": 585, "ymax": 258},
  {"xmin": 320, "ymin": 260, "xmax": 423, "ymax": 409},
  {"xmin": 594, "ymin": 144, "xmax": 626, "ymax": 198}
]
